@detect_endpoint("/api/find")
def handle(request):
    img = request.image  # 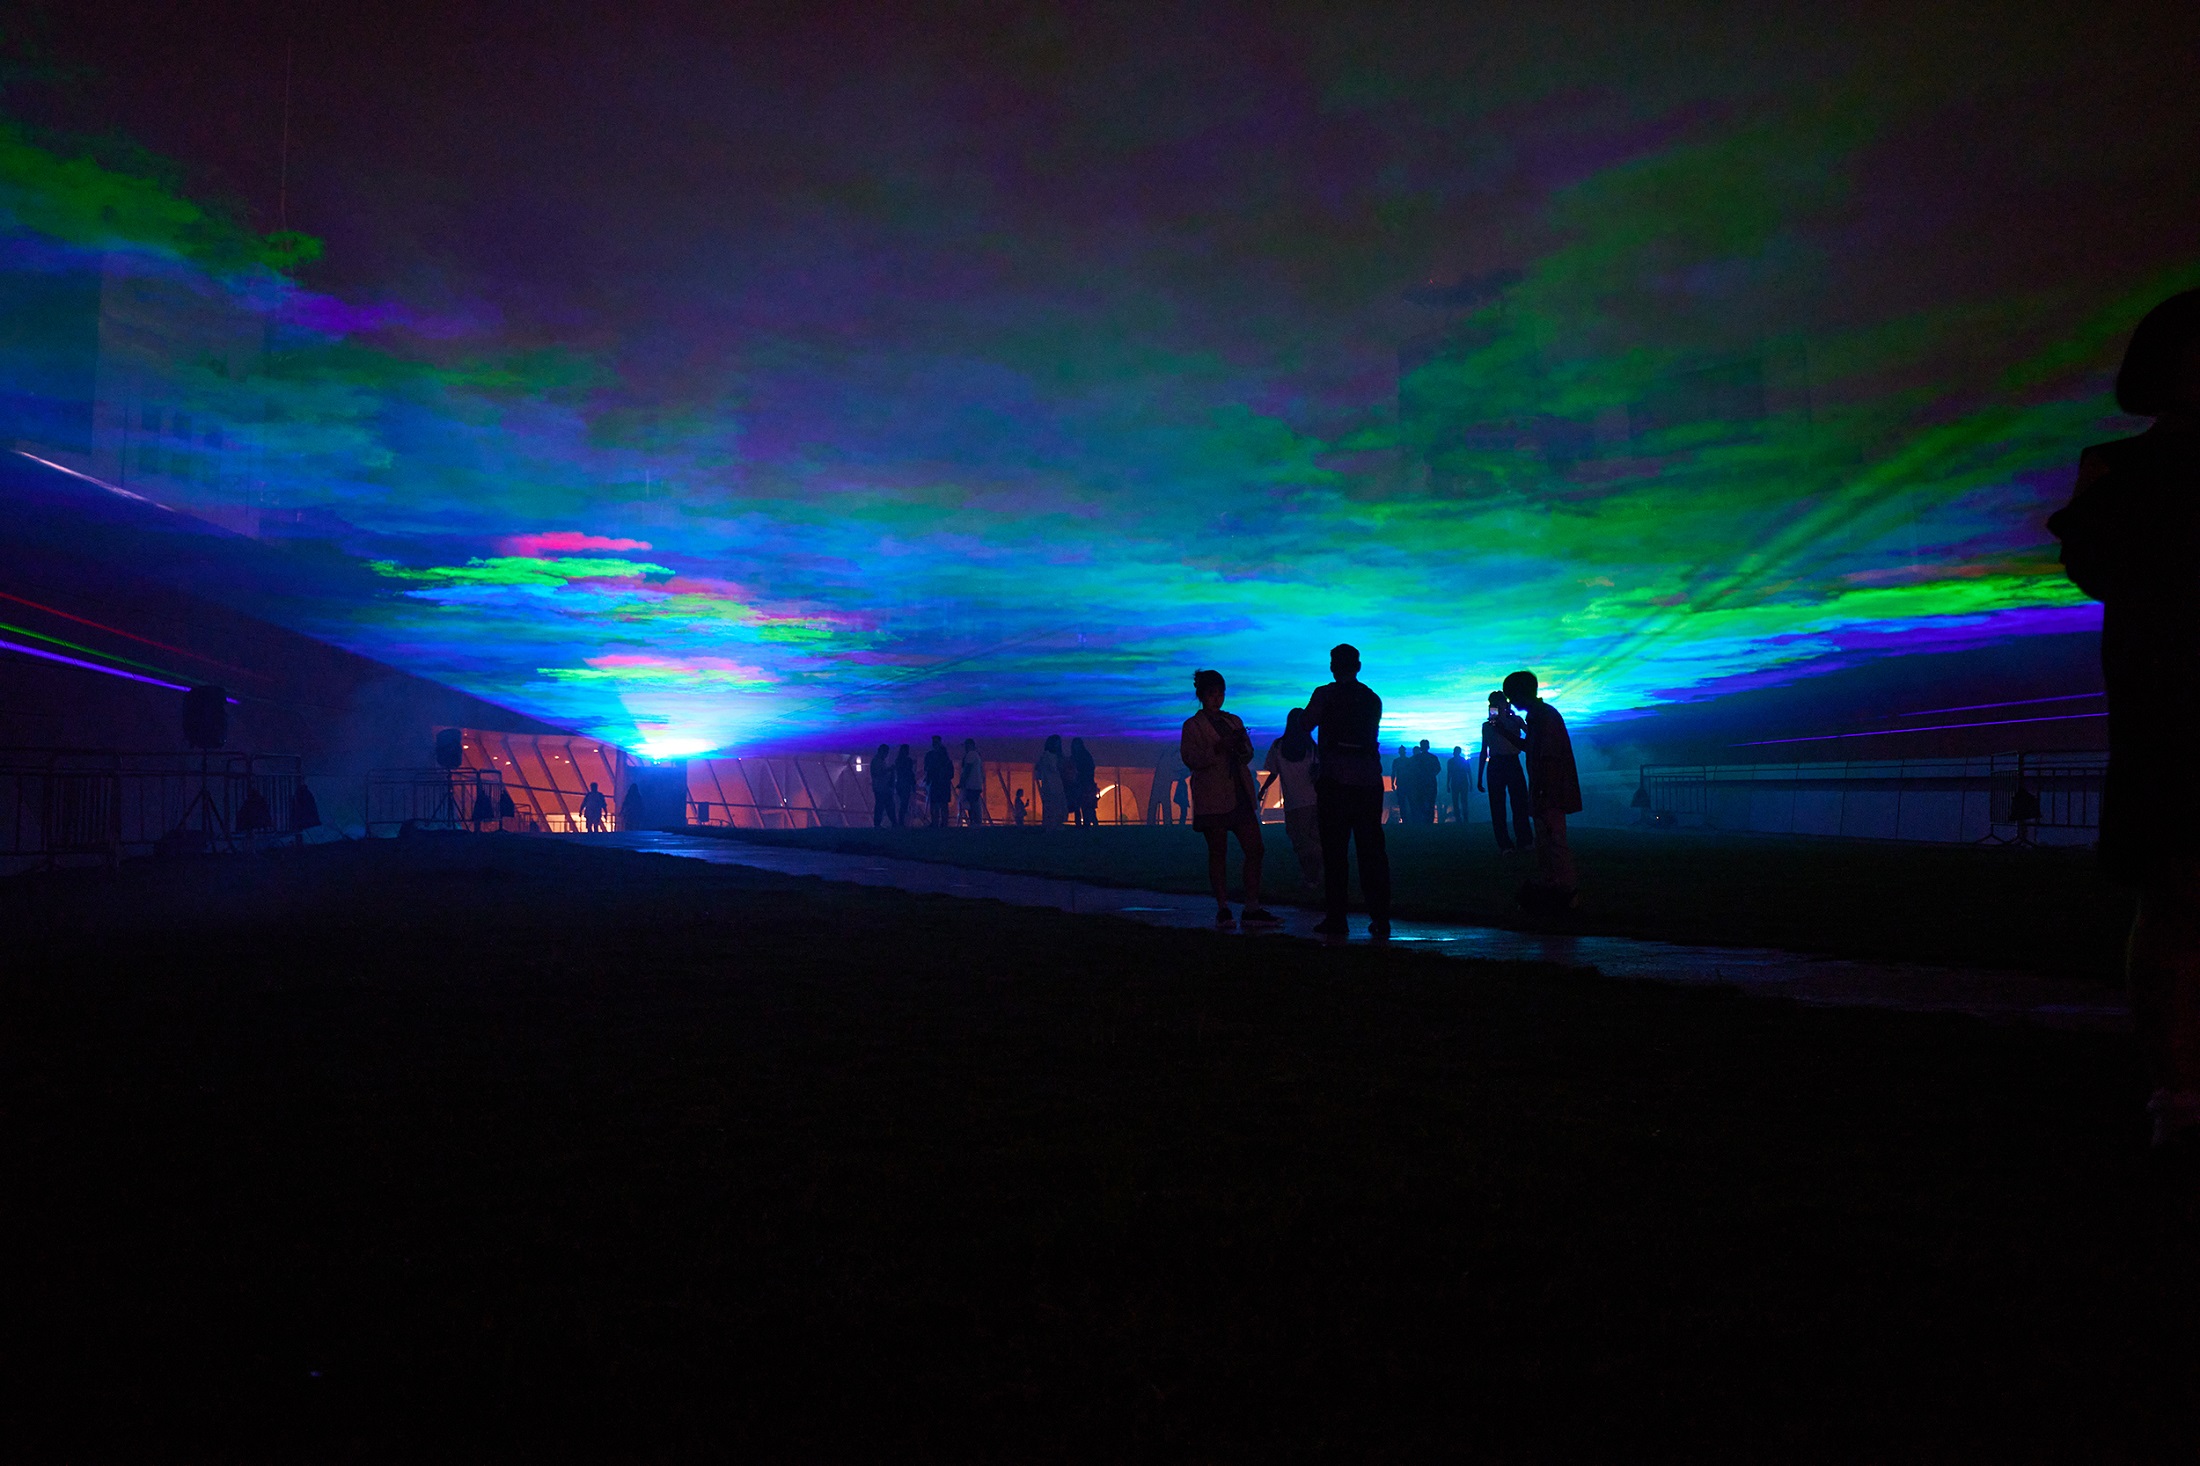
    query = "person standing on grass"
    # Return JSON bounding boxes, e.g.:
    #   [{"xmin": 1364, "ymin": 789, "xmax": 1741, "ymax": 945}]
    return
[
  {"xmin": 1503, "ymin": 671, "xmax": 1580, "ymax": 910},
  {"xmin": 923, "ymin": 737, "xmax": 955, "ymax": 829},
  {"xmin": 1070, "ymin": 736, "xmax": 1099, "ymax": 826},
  {"xmin": 1304, "ymin": 643, "xmax": 1391, "ymax": 939},
  {"xmin": 1479, "ymin": 691, "xmax": 1533, "ymax": 853},
  {"xmin": 892, "ymin": 744, "xmax": 916, "ymax": 827},
  {"xmin": 1411, "ymin": 739, "xmax": 1443, "ymax": 824},
  {"xmin": 1260, "ymin": 707, "xmax": 1324, "ymax": 890},
  {"xmin": 2048, "ymin": 288, "xmax": 2200, "ymax": 1151},
  {"xmin": 1036, "ymin": 735, "xmax": 1068, "ymax": 827},
  {"xmin": 870, "ymin": 743, "xmax": 895, "ymax": 828},
  {"xmin": 1447, "ymin": 744, "xmax": 1473, "ymax": 826},
  {"xmin": 959, "ymin": 738, "xmax": 987, "ymax": 826},
  {"xmin": 1181, "ymin": 669, "xmax": 1277, "ymax": 927}
]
